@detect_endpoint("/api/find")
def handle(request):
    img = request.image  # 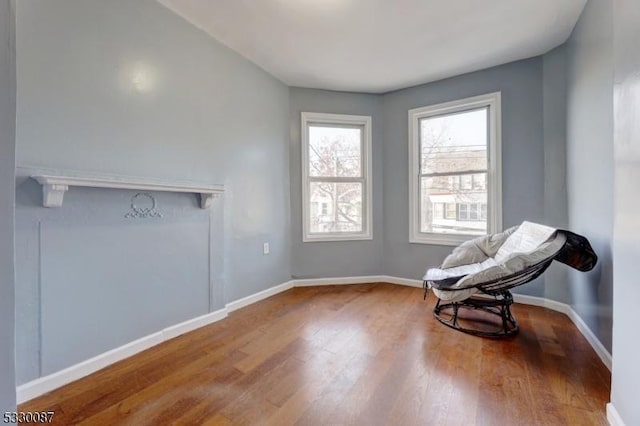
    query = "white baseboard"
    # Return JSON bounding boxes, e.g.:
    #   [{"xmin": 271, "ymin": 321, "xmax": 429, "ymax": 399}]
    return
[
  {"xmin": 378, "ymin": 275, "xmax": 423, "ymax": 288},
  {"xmin": 607, "ymin": 403, "xmax": 626, "ymax": 426},
  {"xmin": 511, "ymin": 293, "xmax": 612, "ymax": 371},
  {"xmin": 17, "ymin": 275, "xmax": 611, "ymax": 404},
  {"xmin": 16, "ymin": 307, "xmax": 228, "ymax": 404},
  {"xmin": 162, "ymin": 308, "xmax": 228, "ymax": 341},
  {"xmin": 227, "ymin": 280, "xmax": 294, "ymax": 312},
  {"xmin": 293, "ymin": 275, "xmax": 385, "ymax": 287},
  {"xmin": 291, "ymin": 279, "xmax": 611, "ymax": 371},
  {"xmin": 17, "ymin": 332, "xmax": 162, "ymax": 404},
  {"xmin": 17, "ymin": 279, "xmax": 295, "ymax": 403},
  {"xmin": 293, "ymin": 275, "xmax": 423, "ymax": 288}
]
